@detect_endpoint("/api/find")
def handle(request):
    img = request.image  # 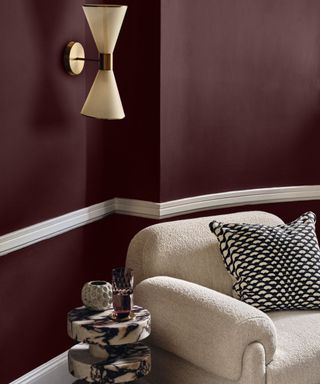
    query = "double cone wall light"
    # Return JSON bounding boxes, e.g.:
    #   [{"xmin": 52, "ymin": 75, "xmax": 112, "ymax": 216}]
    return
[{"xmin": 64, "ymin": 4, "xmax": 127, "ymax": 119}]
